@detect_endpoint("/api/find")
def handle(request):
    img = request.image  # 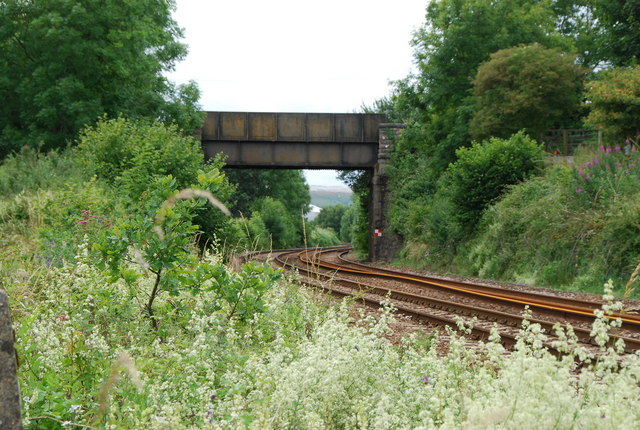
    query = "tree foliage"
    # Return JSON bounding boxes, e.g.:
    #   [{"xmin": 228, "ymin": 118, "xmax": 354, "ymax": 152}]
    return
[
  {"xmin": 0, "ymin": 0, "xmax": 202, "ymax": 158},
  {"xmin": 590, "ymin": 0, "xmax": 640, "ymax": 67},
  {"xmin": 383, "ymin": 0, "xmax": 574, "ymax": 181},
  {"xmin": 470, "ymin": 44, "xmax": 587, "ymax": 141},
  {"xmin": 253, "ymin": 197, "xmax": 298, "ymax": 249},
  {"xmin": 584, "ymin": 66, "xmax": 640, "ymax": 144},
  {"xmin": 313, "ymin": 204, "xmax": 348, "ymax": 234},
  {"xmin": 225, "ymin": 170, "xmax": 310, "ymax": 219},
  {"xmin": 74, "ymin": 117, "xmax": 235, "ymax": 249},
  {"xmin": 223, "ymin": 169, "xmax": 310, "ymax": 249},
  {"xmin": 75, "ymin": 117, "xmax": 211, "ymax": 199}
]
